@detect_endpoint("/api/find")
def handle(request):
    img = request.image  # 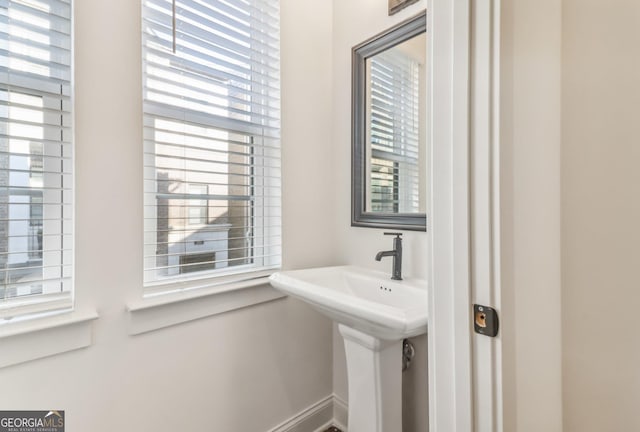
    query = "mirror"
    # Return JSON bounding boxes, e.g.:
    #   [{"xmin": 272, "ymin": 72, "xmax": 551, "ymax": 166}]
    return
[{"xmin": 352, "ymin": 12, "xmax": 427, "ymax": 231}]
